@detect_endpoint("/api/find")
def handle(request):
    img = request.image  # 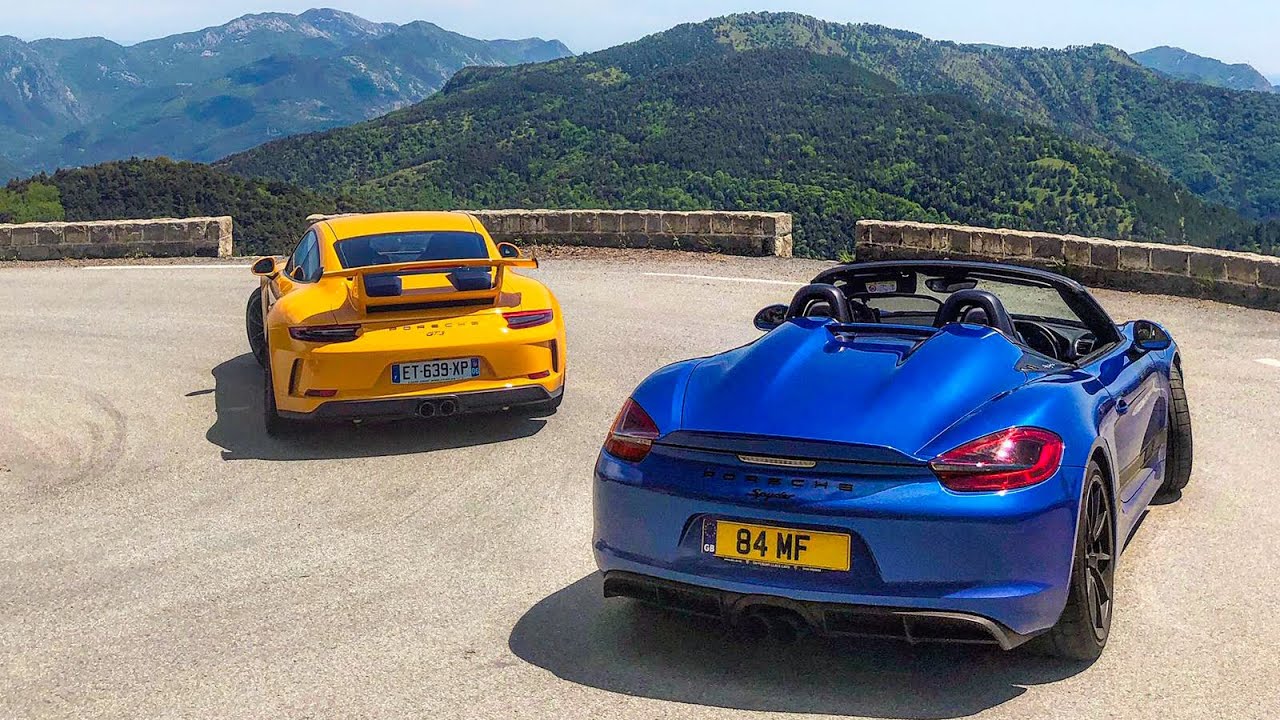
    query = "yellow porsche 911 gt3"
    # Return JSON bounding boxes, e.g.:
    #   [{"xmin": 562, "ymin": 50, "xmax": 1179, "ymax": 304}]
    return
[{"xmin": 245, "ymin": 212, "xmax": 566, "ymax": 435}]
